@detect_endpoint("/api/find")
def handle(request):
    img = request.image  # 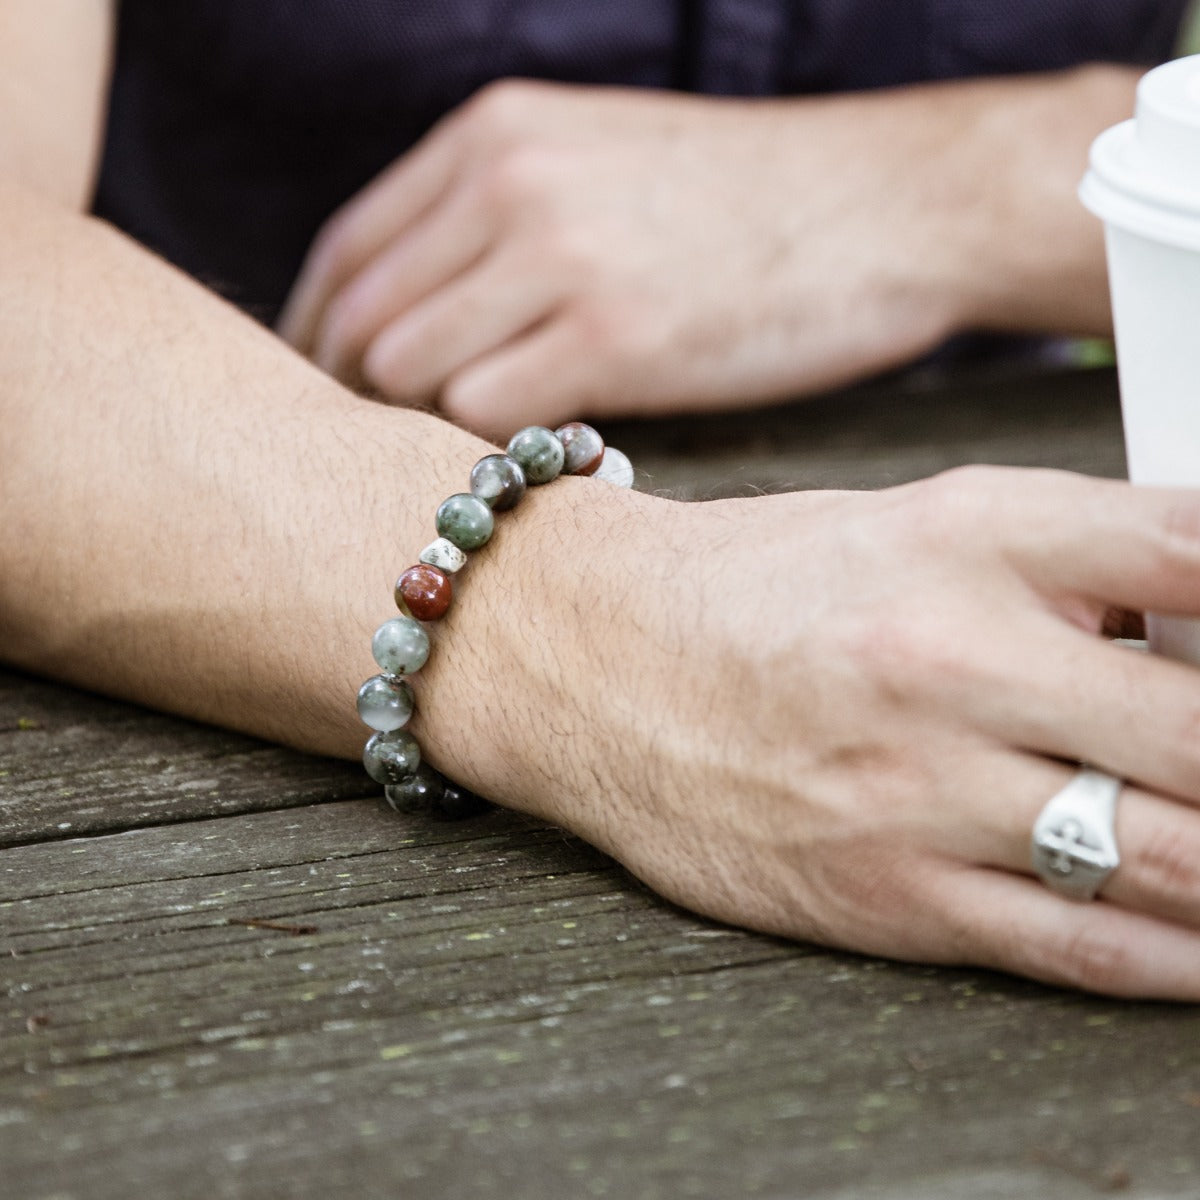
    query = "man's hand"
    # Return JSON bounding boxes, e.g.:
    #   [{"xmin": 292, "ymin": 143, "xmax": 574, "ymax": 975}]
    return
[
  {"xmin": 279, "ymin": 70, "xmax": 1135, "ymax": 439},
  {"xmin": 278, "ymin": 80, "xmax": 975, "ymax": 437},
  {"xmin": 443, "ymin": 466, "xmax": 1200, "ymax": 1002}
]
